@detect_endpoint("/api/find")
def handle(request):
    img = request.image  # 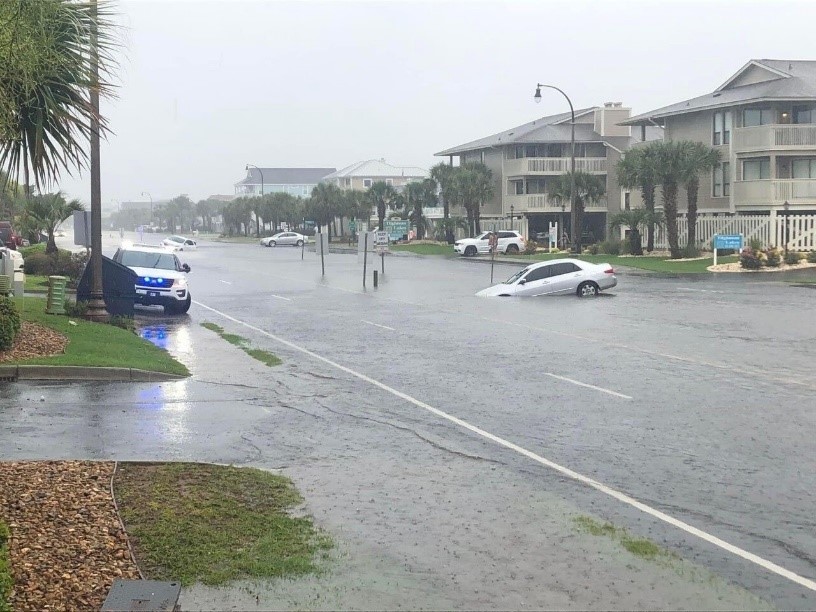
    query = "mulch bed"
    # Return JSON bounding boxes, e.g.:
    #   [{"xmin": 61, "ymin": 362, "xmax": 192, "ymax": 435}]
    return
[
  {"xmin": 0, "ymin": 322, "xmax": 68, "ymax": 363},
  {"xmin": 0, "ymin": 461, "xmax": 140, "ymax": 611}
]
